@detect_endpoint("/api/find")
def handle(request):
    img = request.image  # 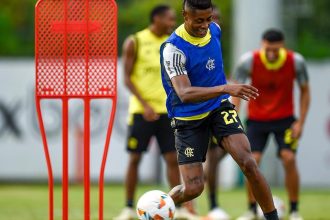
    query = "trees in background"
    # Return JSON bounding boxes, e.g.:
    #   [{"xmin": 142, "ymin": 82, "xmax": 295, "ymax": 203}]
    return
[{"xmin": 0, "ymin": 0, "xmax": 328, "ymax": 60}]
